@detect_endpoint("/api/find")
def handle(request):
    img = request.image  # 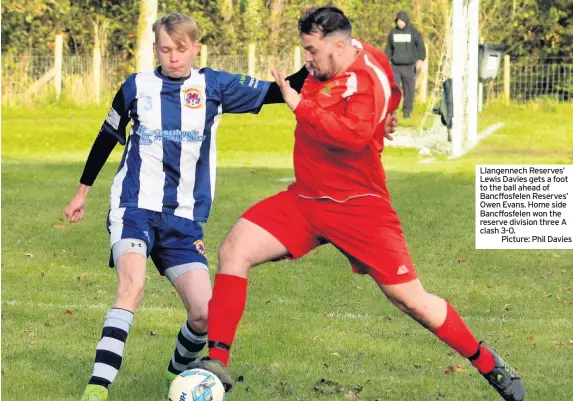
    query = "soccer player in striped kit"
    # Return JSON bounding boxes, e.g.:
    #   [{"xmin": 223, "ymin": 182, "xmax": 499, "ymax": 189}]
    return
[
  {"xmin": 190, "ymin": 7, "xmax": 525, "ymax": 401},
  {"xmin": 64, "ymin": 13, "xmax": 308, "ymax": 401}
]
